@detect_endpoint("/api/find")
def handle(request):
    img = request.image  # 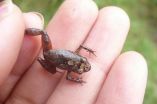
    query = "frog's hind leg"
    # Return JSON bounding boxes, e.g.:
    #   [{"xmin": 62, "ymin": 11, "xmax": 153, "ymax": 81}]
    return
[
  {"xmin": 75, "ymin": 45, "xmax": 96, "ymax": 56},
  {"xmin": 37, "ymin": 57, "xmax": 57, "ymax": 74},
  {"xmin": 25, "ymin": 28, "xmax": 45, "ymax": 36},
  {"xmin": 25, "ymin": 28, "xmax": 52, "ymax": 52}
]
